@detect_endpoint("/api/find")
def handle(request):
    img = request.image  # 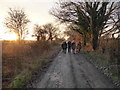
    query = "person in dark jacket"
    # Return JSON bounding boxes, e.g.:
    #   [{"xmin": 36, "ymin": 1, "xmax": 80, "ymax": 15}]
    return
[
  {"xmin": 68, "ymin": 41, "xmax": 71, "ymax": 53},
  {"xmin": 61, "ymin": 41, "xmax": 67, "ymax": 53},
  {"xmin": 71, "ymin": 40, "xmax": 76, "ymax": 54}
]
